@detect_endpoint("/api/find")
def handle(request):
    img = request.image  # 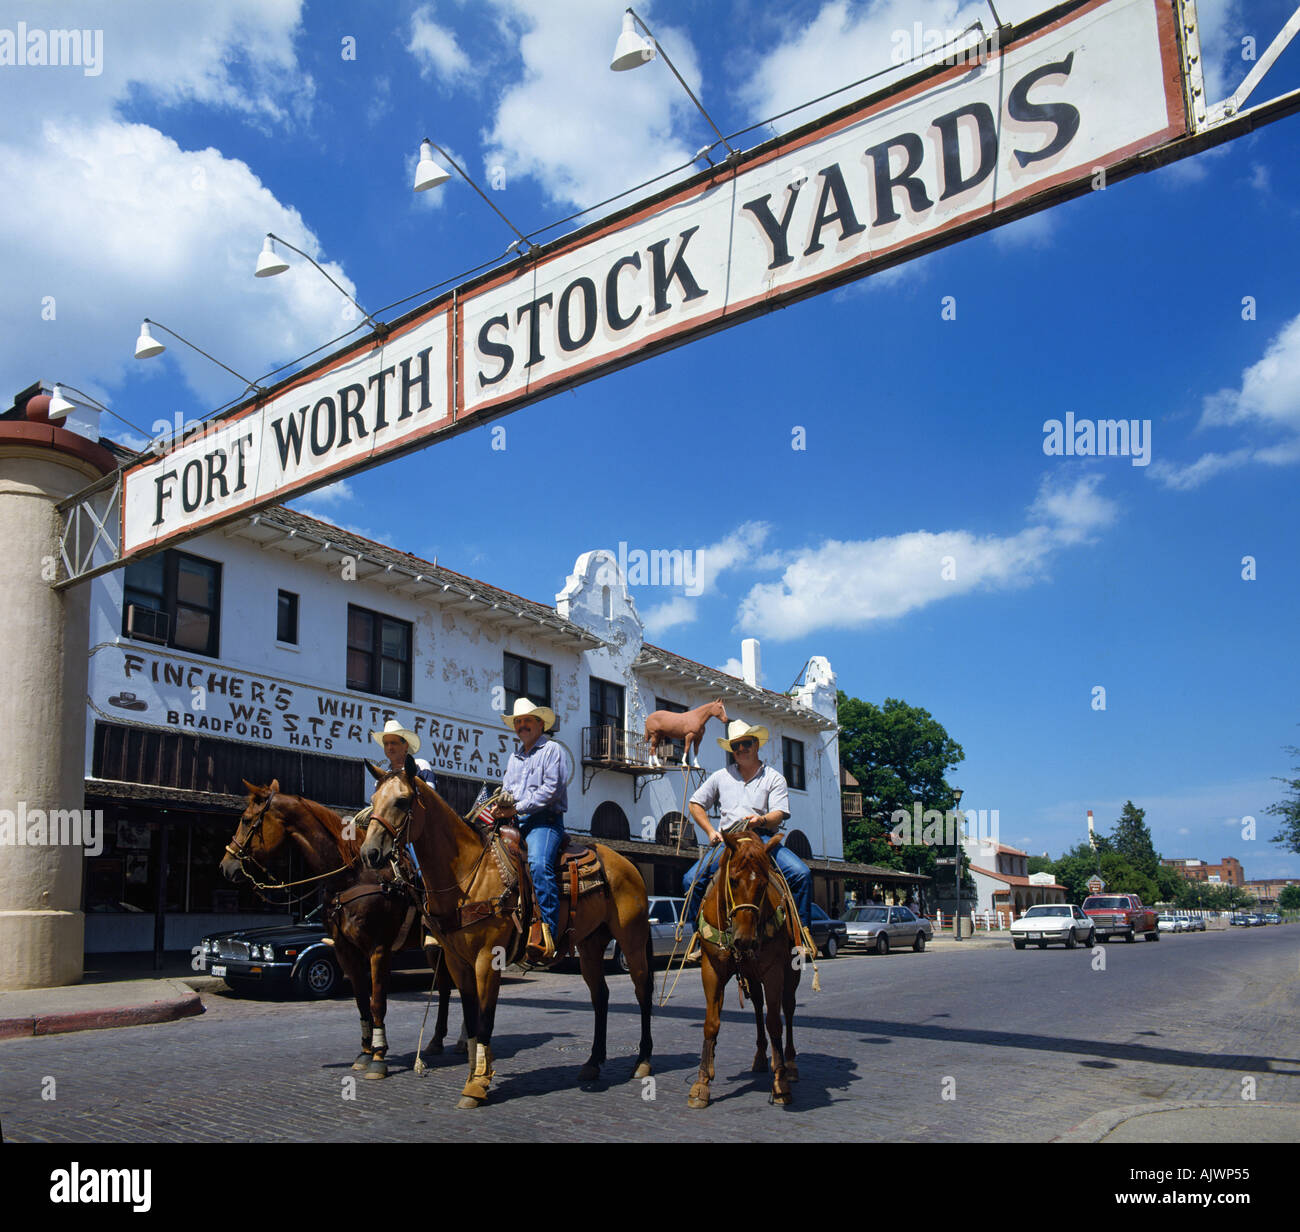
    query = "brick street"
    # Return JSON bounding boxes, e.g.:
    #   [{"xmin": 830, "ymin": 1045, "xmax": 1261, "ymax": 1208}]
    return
[{"xmin": 1, "ymin": 928, "xmax": 1297, "ymax": 1142}]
